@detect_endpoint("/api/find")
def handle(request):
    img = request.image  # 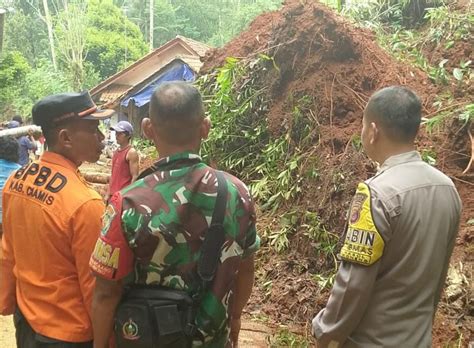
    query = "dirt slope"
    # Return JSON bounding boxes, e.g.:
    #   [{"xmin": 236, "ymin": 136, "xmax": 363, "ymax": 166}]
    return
[{"xmin": 202, "ymin": 0, "xmax": 473, "ymax": 344}]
